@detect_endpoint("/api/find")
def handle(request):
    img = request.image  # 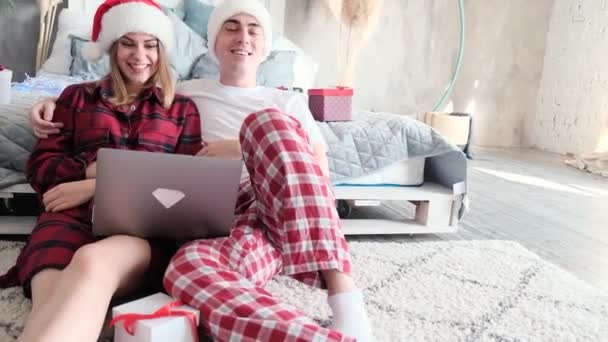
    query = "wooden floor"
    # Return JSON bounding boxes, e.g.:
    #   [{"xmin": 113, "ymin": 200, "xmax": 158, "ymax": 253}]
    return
[{"xmin": 349, "ymin": 147, "xmax": 608, "ymax": 293}]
